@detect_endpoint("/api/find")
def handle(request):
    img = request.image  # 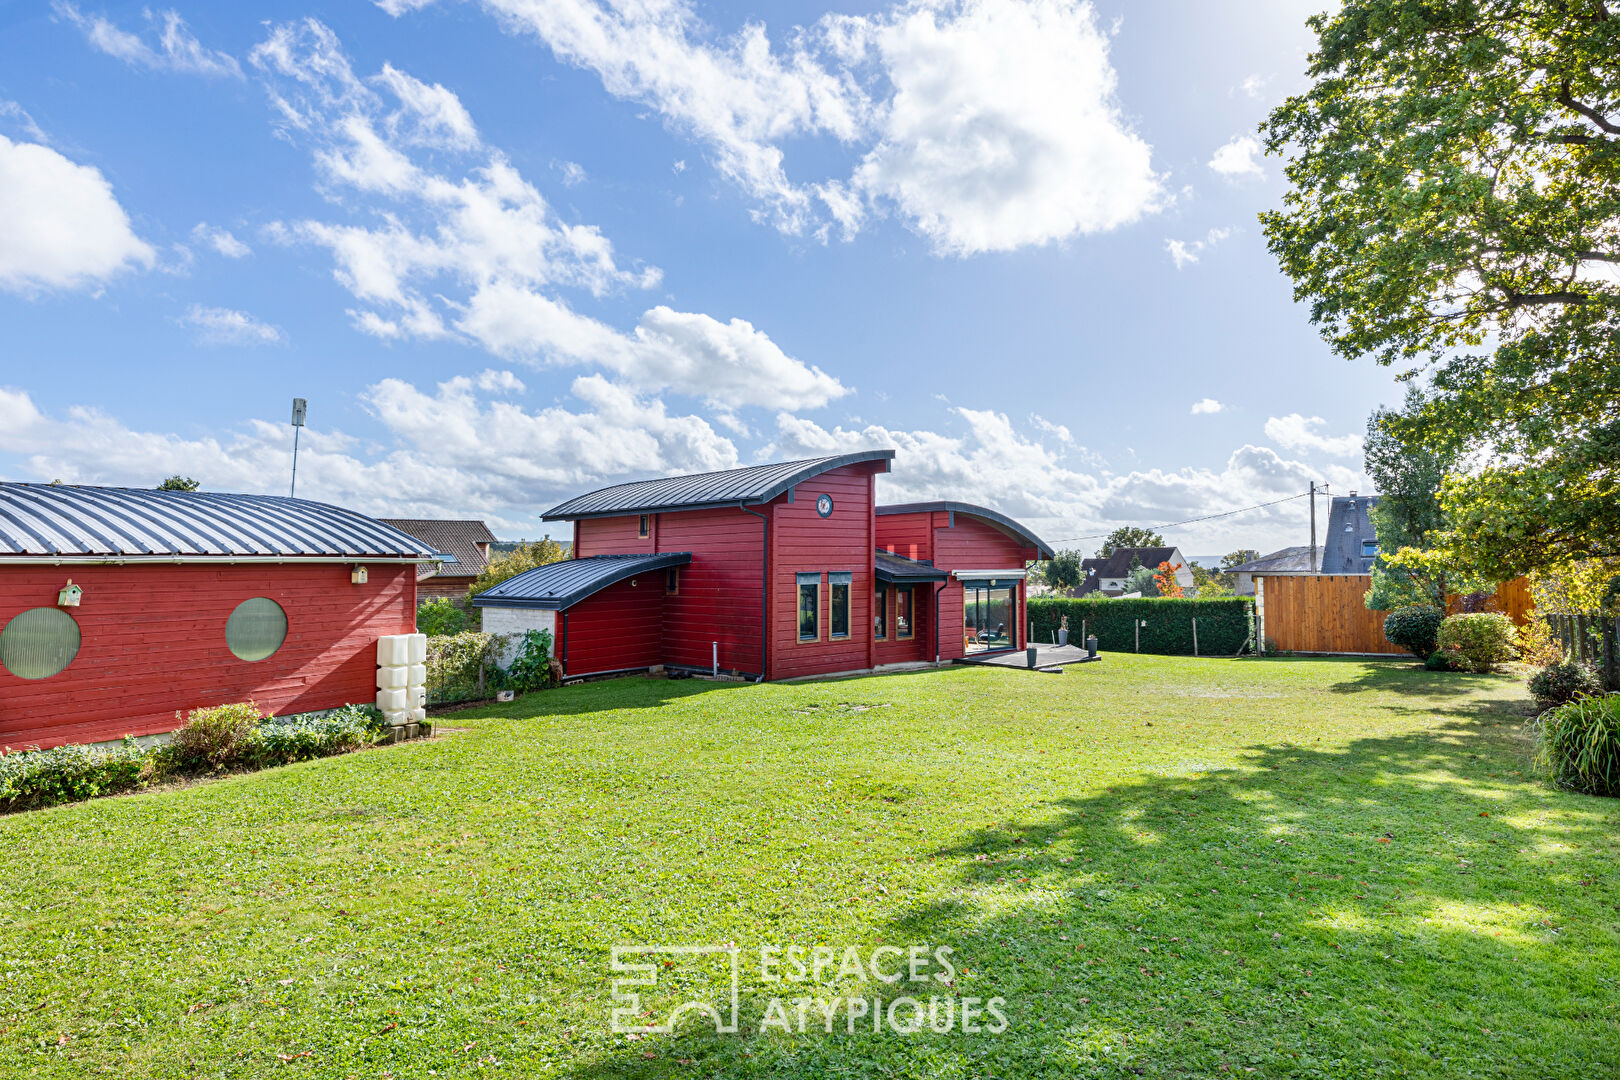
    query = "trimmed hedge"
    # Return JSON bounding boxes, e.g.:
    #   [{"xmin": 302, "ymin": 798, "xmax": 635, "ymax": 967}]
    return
[{"xmin": 1027, "ymin": 597, "xmax": 1254, "ymax": 656}]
